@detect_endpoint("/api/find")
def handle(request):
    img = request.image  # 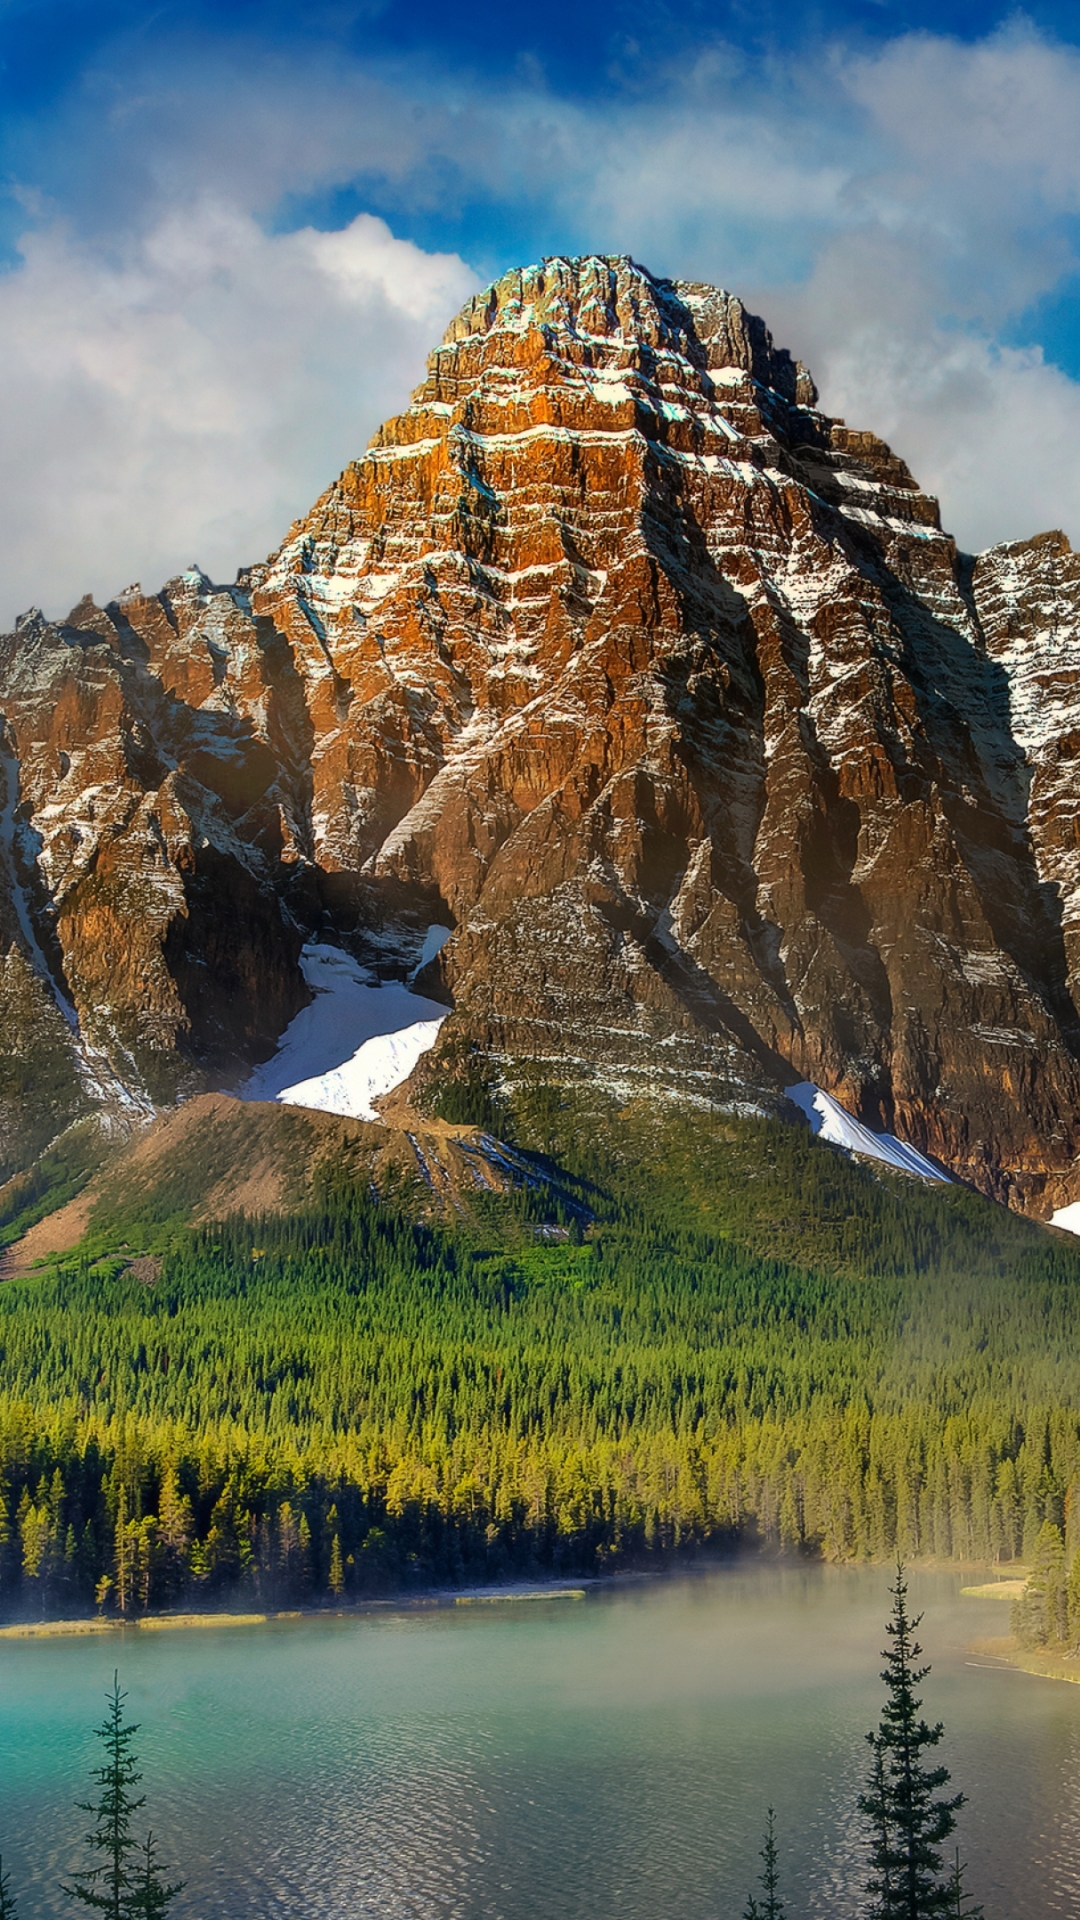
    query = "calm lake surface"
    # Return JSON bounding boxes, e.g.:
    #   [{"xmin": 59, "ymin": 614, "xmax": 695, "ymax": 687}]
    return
[{"xmin": 2, "ymin": 1564, "xmax": 1077, "ymax": 1918}]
